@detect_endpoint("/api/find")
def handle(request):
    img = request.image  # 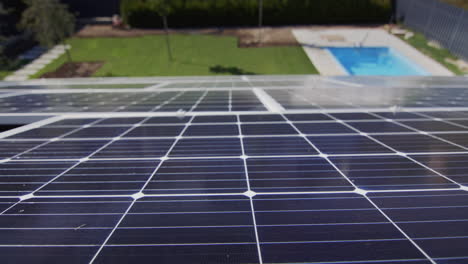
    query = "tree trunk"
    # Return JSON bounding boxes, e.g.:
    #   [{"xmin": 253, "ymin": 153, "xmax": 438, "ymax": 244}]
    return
[
  {"xmin": 258, "ymin": 0, "xmax": 263, "ymax": 44},
  {"xmin": 162, "ymin": 15, "xmax": 173, "ymax": 61},
  {"xmin": 62, "ymin": 40, "xmax": 72, "ymax": 63}
]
